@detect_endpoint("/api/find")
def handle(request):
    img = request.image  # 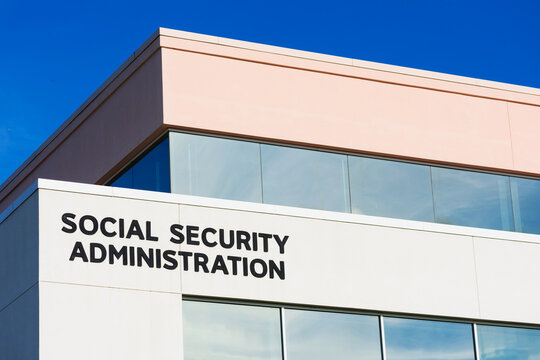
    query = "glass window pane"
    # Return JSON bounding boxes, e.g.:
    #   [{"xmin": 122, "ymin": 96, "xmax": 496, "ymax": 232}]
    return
[
  {"xmin": 182, "ymin": 301, "xmax": 282, "ymax": 360},
  {"xmin": 510, "ymin": 177, "xmax": 540, "ymax": 234},
  {"xmin": 261, "ymin": 145, "xmax": 350, "ymax": 212},
  {"xmin": 110, "ymin": 137, "xmax": 170, "ymax": 192},
  {"xmin": 170, "ymin": 133, "xmax": 262, "ymax": 202},
  {"xmin": 431, "ymin": 167, "xmax": 514, "ymax": 231},
  {"xmin": 131, "ymin": 137, "xmax": 170, "ymax": 192},
  {"xmin": 285, "ymin": 309, "xmax": 381, "ymax": 360},
  {"xmin": 384, "ymin": 317, "xmax": 475, "ymax": 360},
  {"xmin": 349, "ymin": 156, "xmax": 434, "ymax": 221},
  {"xmin": 111, "ymin": 168, "xmax": 133, "ymax": 189},
  {"xmin": 477, "ymin": 325, "xmax": 540, "ymax": 359}
]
